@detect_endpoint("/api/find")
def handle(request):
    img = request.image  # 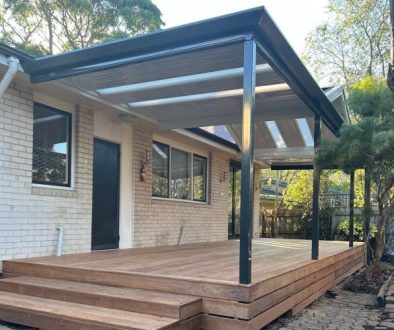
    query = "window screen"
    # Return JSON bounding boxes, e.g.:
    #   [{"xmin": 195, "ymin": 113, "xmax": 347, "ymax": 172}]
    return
[{"xmin": 32, "ymin": 103, "xmax": 71, "ymax": 186}]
